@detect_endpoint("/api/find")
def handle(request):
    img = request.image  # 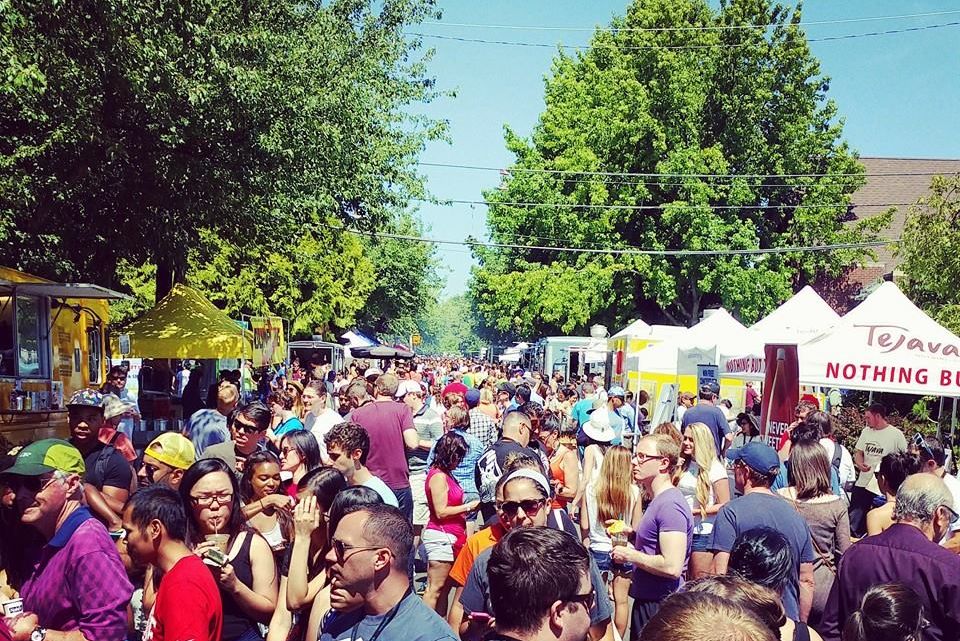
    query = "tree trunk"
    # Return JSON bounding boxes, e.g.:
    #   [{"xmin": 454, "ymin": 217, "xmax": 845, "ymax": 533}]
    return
[{"xmin": 154, "ymin": 249, "xmax": 186, "ymax": 300}]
